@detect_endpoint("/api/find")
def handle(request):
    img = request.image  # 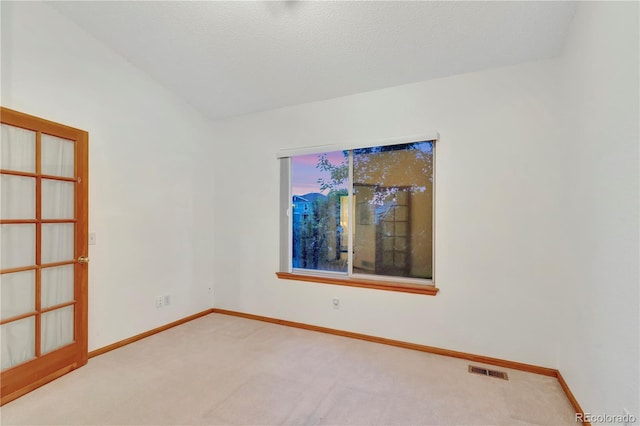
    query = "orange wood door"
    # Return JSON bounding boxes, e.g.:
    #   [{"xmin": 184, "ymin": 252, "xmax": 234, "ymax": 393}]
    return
[{"xmin": 0, "ymin": 107, "xmax": 88, "ymax": 405}]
